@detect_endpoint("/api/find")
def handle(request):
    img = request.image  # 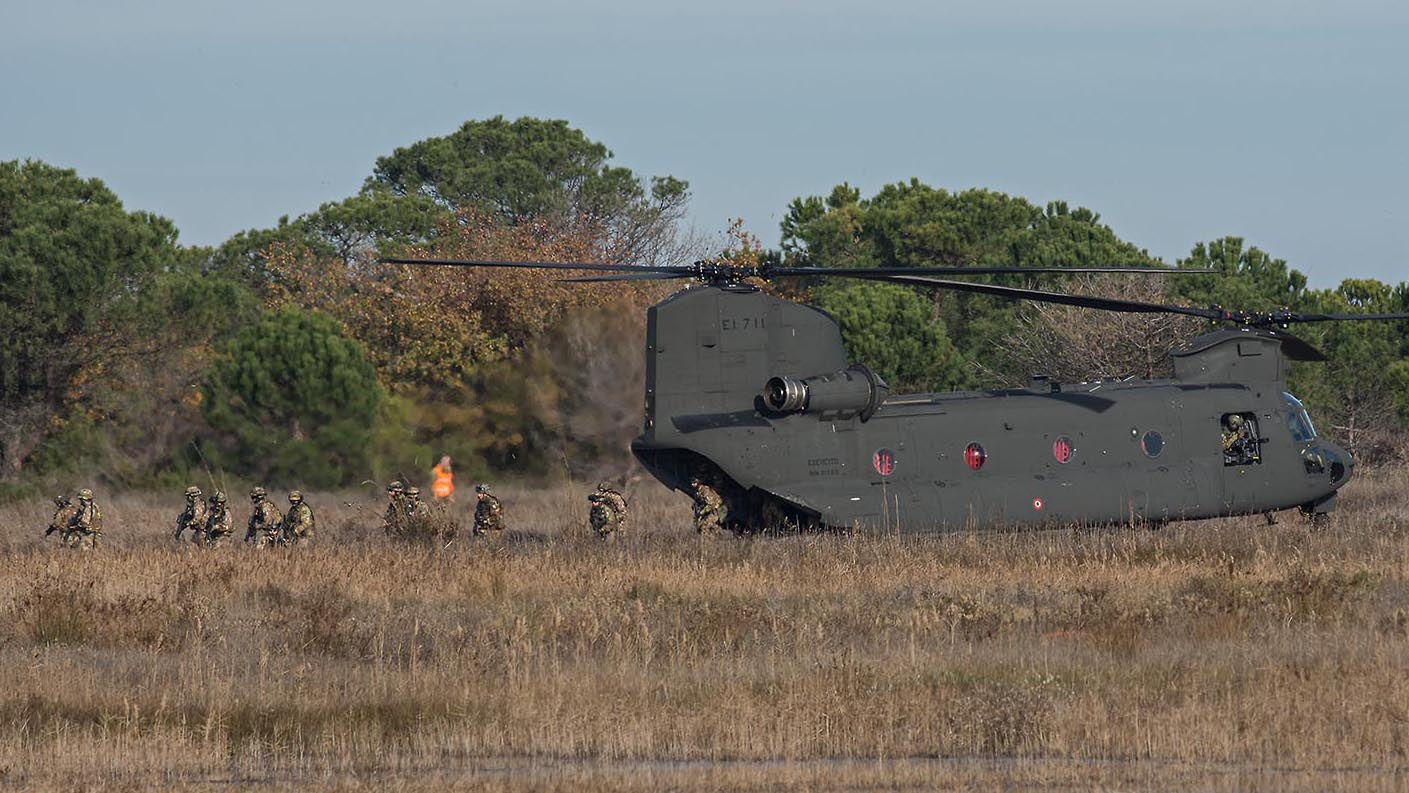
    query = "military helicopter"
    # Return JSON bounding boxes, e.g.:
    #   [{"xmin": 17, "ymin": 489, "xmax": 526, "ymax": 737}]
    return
[{"xmin": 383, "ymin": 255, "xmax": 1409, "ymax": 532}]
